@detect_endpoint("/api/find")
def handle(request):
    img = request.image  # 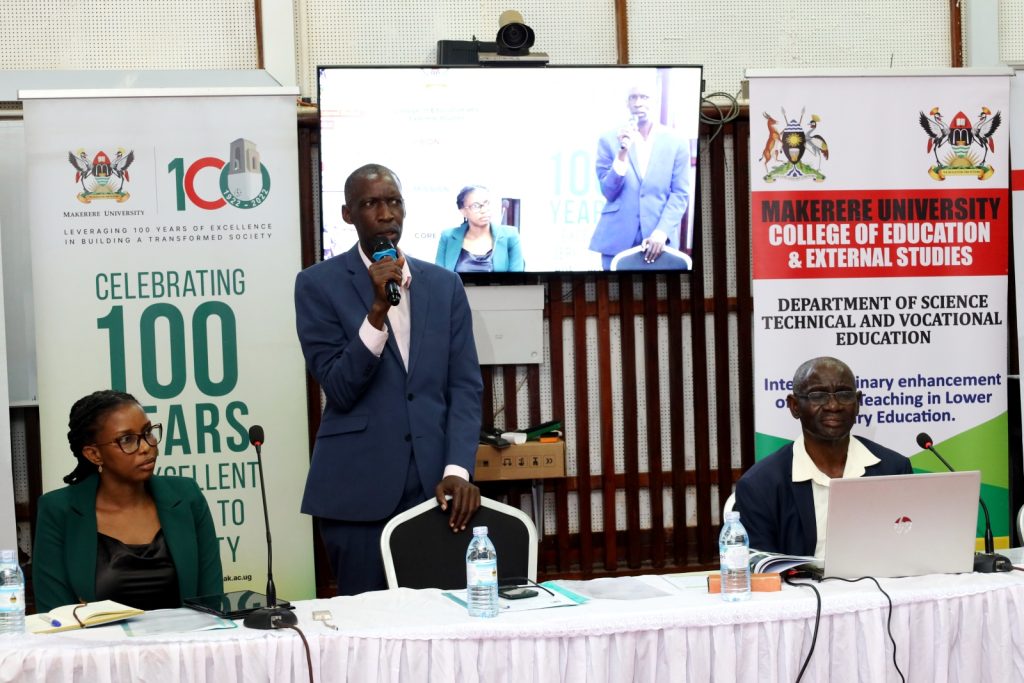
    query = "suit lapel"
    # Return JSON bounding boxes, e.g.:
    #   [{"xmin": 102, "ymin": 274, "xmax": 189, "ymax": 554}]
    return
[
  {"xmin": 406, "ymin": 258, "xmax": 429, "ymax": 376},
  {"xmin": 628, "ymin": 144, "xmax": 641, "ymax": 182},
  {"xmin": 150, "ymin": 478, "xmax": 197, "ymax": 597},
  {"xmin": 492, "ymin": 230, "xmax": 506, "ymax": 271},
  {"xmin": 345, "ymin": 244, "xmax": 376, "ymax": 316},
  {"xmin": 66, "ymin": 477, "xmax": 101, "ymax": 602},
  {"xmin": 791, "ymin": 479, "xmax": 817, "ymax": 555}
]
